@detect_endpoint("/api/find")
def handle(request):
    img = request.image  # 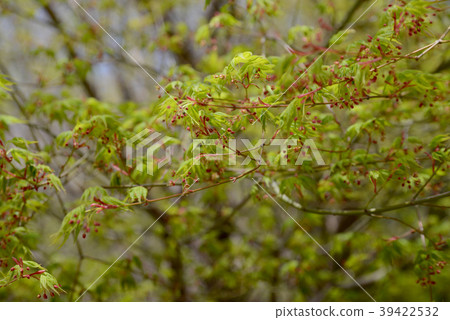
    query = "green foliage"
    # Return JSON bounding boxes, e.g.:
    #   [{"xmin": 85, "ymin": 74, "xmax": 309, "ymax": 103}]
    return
[{"xmin": 0, "ymin": 0, "xmax": 449, "ymax": 302}]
